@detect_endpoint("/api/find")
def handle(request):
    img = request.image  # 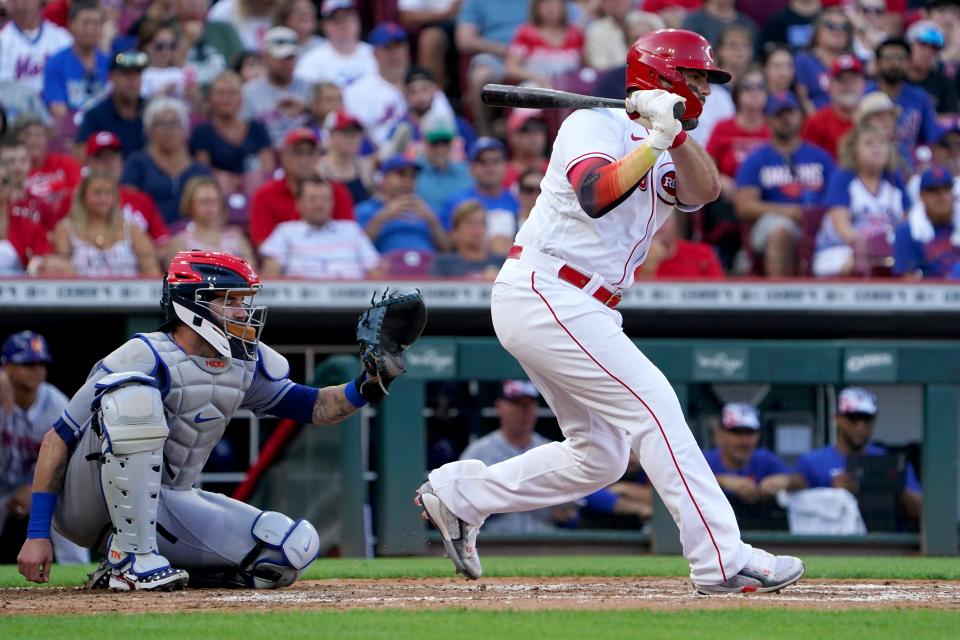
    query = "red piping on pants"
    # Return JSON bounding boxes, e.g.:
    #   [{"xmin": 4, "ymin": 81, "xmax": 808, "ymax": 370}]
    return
[{"xmin": 529, "ymin": 271, "xmax": 727, "ymax": 581}]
